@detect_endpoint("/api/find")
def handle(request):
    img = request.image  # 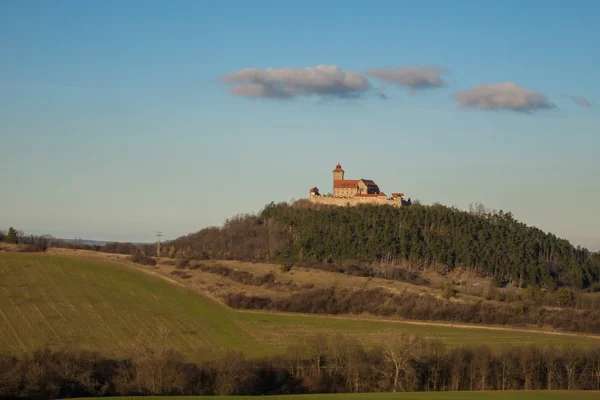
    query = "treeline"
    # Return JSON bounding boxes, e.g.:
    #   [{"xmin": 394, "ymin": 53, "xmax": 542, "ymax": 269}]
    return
[
  {"xmin": 0, "ymin": 227, "xmax": 54, "ymax": 252},
  {"xmin": 0, "ymin": 226, "xmax": 156, "ymax": 256},
  {"xmin": 50, "ymin": 239, "xmax": 157, "ymax": 258},
  {"xmin": 167, "ymin": 201, "xmax": 600, "ymax": 290},
  {"xmin": 2, "ymin": 336, "xmax": 600, "ymax": 399},
  {"xmin": 227, "ymin": 286, "xmax": 600, "ymax": 335}
]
